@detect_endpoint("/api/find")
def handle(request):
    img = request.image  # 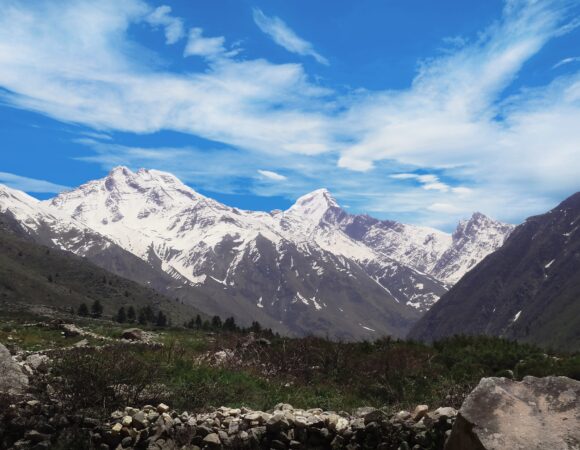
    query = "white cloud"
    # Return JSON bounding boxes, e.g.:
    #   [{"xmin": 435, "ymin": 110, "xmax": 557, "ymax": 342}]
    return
[
  {"xmin": 252, "ymin": 8, "xmax": 328, "ymax": 65},
  {"xmin": 0, "ymin": 0, "xmax": 579, "ymax": 228},
  {"xmin": 390, "ymin": 173, "xmax": 464, "ymax": 193},
  {"xmin": 146, "ymin": 5, "xmax": 184, "ymax": 44},
  {"xmin": 257, "ymin": 169, "xmax": 287, "ymax": 181},
  {"xmin": 184, "ymin": 28, "xmax": 227, "ymax": 58},
  {"xmin": 0, "ymin": 0, "xmax": 333, "ymax": 158},
  {"xmin": 390, "ymin": 173, "xmax": 418, "ymax": 180},
  {"xmin": 0, "ymin": 172, "xmax": 69, "ymax": 193},
  {"xmin": 427, "ymin": 203, "xmax": 463, "ymax": 214},
  {"xmin": 553, "ymin": 56, "xmax": 580, "ymax": 69}
]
